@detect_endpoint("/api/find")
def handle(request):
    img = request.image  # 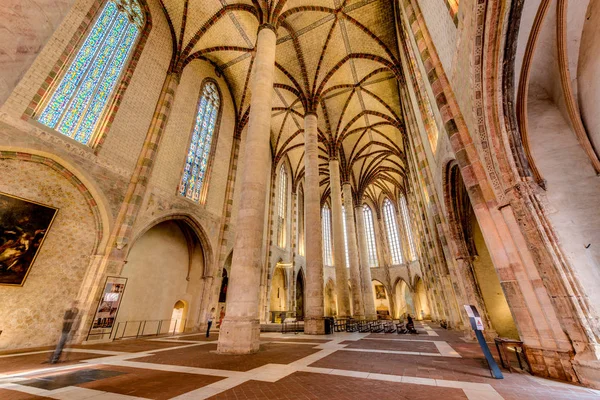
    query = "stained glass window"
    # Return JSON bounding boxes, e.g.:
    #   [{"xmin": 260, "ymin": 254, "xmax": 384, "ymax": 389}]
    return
[
  {"xmin": 37, "ymin": 0, "xmax": 144, "ymax": 145},
  {"xmin": 342, "ymin": 206, "xmax": 350, "ymax": 268},
  {"xmin": 383, "ymin": 199, "xmax": 404, "ymax": 265},
  {"xmin": 322, "ymin": 205, "xmax": 333, "ymax": 266},
  {"xmin": 298, "ymin": 189, "xmax": 305, "ymax": 256},
  {"xmin": 179, "ymin": 81, "xmax": 221, "ymax": 202},
  {"xmin": 399, "ymin": 195, "xmax": 417, "ymax": 261},
  {"xmin": 277, "ymin": 165, "xmax": 287, "ymax": 248},
  {"xmin": 363, "ymin": 205, "xmax": 378, "ymax": 268}
]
